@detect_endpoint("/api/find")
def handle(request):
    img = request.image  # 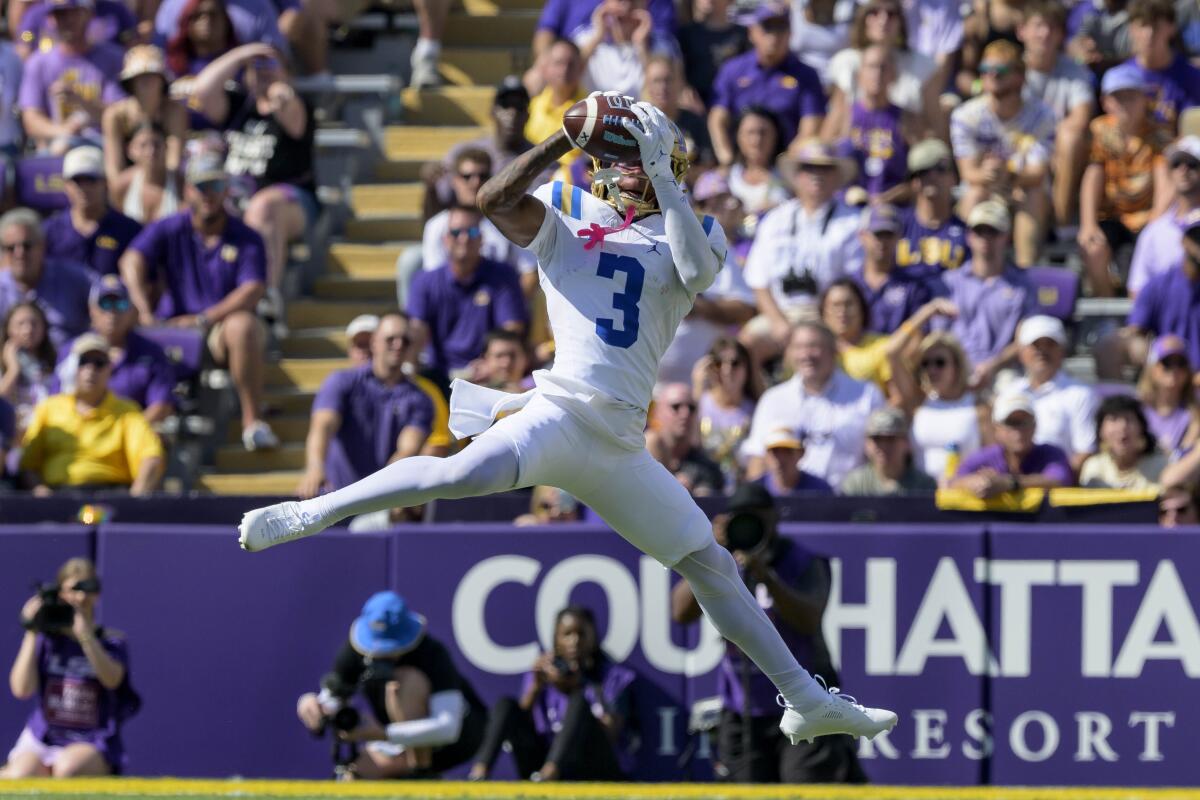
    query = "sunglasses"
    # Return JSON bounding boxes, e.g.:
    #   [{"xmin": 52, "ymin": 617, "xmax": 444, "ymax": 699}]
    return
[
  {"xmin": 448, "ymin": 226, "xmax": 482, "ymax": 239},
  {"xmin": 194, "ymin": 179, "xmax": 227, "ymax": 194},
  {"xmin": 1171, "ymin": 157, "xmax": 1200, "ymax": 171},
  {"xmin": 79, "ymin": 353, "xmax": 110, "ymax": 369},
  {"xmin": 971, "ymin": 225, "xmax": 1004, "ymax": 237},
  {"xmin": 457, "ymin": 171, "xmax": 491, "ymax": 182},
  {"xmin": 921, "ymin": 356, "xmax": 948, "ymax": 370},
  {"xmin": 1, "ymin": 240, "xmax": 35, "ymax": 253},
  {"xmin": 759, "ymin": 19, "xmax": 789, "ymax": 33},
  {"xmin": 669, "ymin": 401, "xmax": 697, "ymax": 413},
  {"xmin": 69, "ymin": 174, "xmax": 102, "ymax": 186},
  {"xmin": 979, "ymin": 63, "xmax": 1015, "ymax": 78},
  {"xmin": 799, "ymin": 163, "xmax": 837, "ymax": 173},
  {"xmin": 97, "ymin": 296, "xmax": 131, "ymax": 313},
  {"xmin": 914, "ymin": 164, "xmax": 949, "ymax": 179},
  {"xmin": 1001, "ymin": 415, "xmax": 1034, "ymax": 429},
  {"xmin": 70, "ymin": 578, "xmax": 101, "ymax": 593},
  {"xmin": 1160, "ymin": 356, "xmax": 1191, "ymax": 370}
]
